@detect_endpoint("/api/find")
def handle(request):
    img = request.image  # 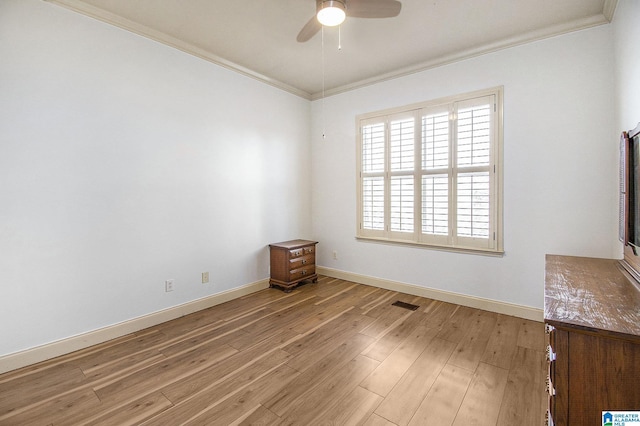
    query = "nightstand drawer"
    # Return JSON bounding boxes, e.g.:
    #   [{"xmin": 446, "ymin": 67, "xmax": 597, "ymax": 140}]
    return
[
  {"xmin": 290, "ymin": 254, "xmax": 315, "ymax": 270},
  {"xmin": 289, "ymin": 248, "xmax": 305, "ymax": 258},
  {"xmin": 289, "ymin": 266, "xmax": 315, "ymax": 281}
]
